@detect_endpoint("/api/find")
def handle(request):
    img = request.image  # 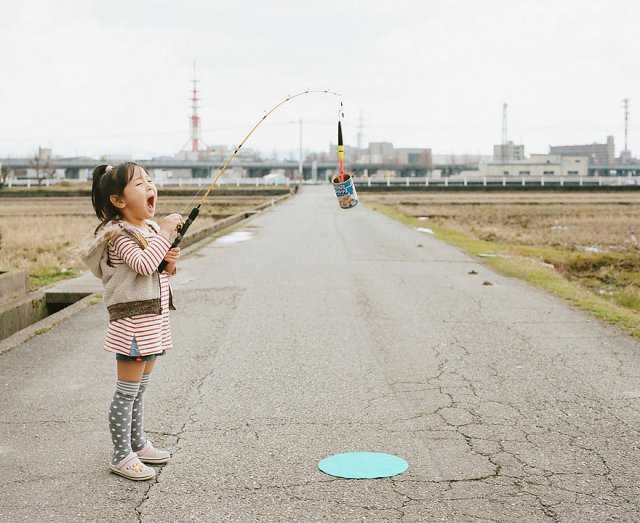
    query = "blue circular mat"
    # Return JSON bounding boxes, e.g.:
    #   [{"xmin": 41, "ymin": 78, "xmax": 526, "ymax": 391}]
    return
[{"xmin": 318, "ymin": 452, "xmax": 408, "ymax": 479}]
